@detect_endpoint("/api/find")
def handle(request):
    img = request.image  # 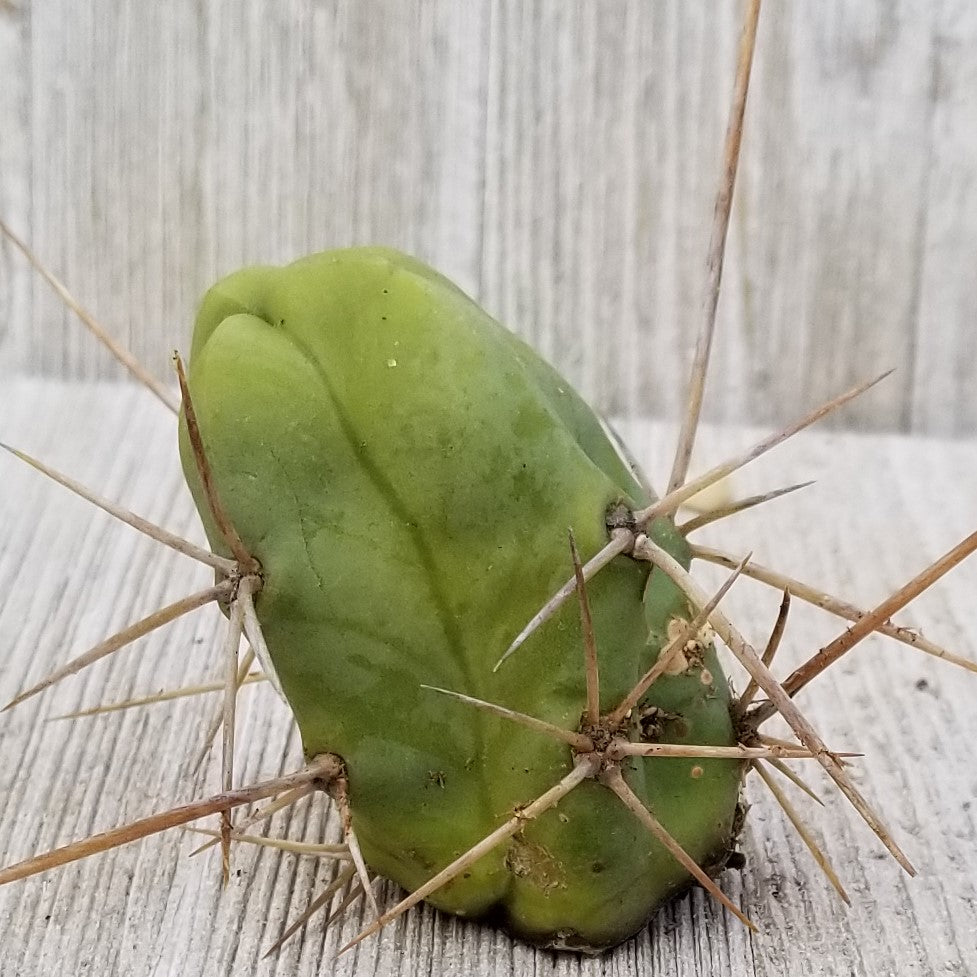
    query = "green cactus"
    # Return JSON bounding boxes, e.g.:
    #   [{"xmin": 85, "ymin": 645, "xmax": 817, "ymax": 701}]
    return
[{"xmin": 178, "ymin": 247, "xmax": 743, "ymax": 950}]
